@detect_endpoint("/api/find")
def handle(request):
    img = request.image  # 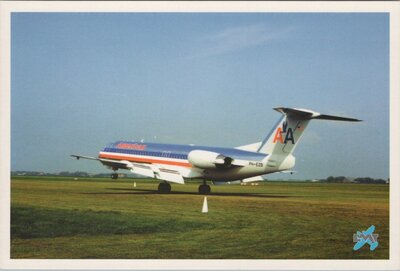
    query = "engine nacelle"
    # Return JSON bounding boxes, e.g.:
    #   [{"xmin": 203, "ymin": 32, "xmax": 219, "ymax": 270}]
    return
[{"xmin": 188, "ymin": 150, "xmax": 233, "ymax": 169}]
